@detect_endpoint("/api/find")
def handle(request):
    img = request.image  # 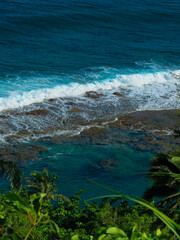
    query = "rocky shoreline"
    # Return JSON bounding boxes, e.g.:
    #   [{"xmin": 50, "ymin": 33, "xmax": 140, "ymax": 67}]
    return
[
  {"xmin": 0, "ymin": 108, "xmax": 179, "ymax": 162},
  {"xmin": 56, "ymin": 109, "xmax": 180, "ymax": 152}
]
